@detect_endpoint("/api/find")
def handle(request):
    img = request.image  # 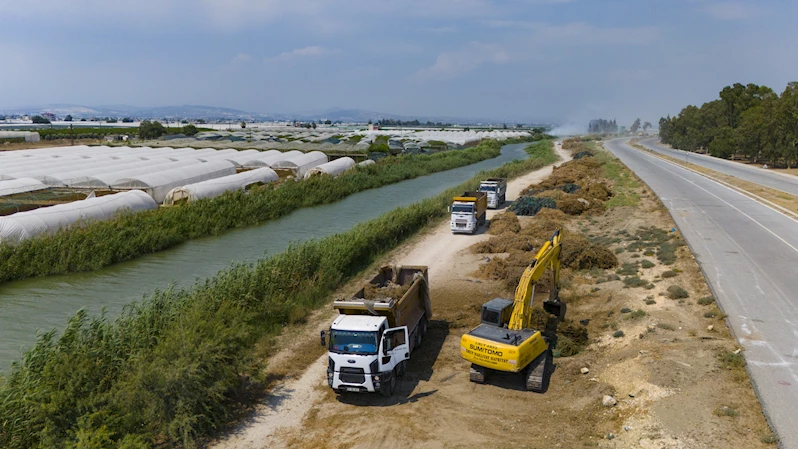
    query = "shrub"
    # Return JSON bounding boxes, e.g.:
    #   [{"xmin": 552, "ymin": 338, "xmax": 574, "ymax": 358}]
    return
[
  {"xmin": 661, "ymin": 270, "xmax": 678, "ymax": 278},
  {"xmin": 645, "ymin": 299, "xmax": 656, "ymax": 305},
  {"xmin": 666, "ymin": 285, "xmax": 689, "ymax": 299},
  {"xmin": 623, "ymin": 276, "xmax": 647, "ymax": 288},
  {"xmin": 640, "ymin": 260, "xmax": 655, "ymax": 269},
  {"xmin": 657, "ymin": 323, "xmax": 675, "ymax": 330},
  {"xmin": 612, "ymin": 330, "xmax": 625, "ymax": 338},
  {"xmin": 620, "ymin": 307, "xmax": 632, "ymax": 313},
  {"xmin": 718, "ymin": 349, "xmax": 746, "ymax": 370},
  {"xmin": 626, "ymin": 309, "xmax": 647, "ymax": 320},
  {"xmin": 616, "ymin": 262, "xmax": 639, "ymax": 276},
  {"xmin": 697, "ymin": 296, "xmax": 715, "ymax": 305}
]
